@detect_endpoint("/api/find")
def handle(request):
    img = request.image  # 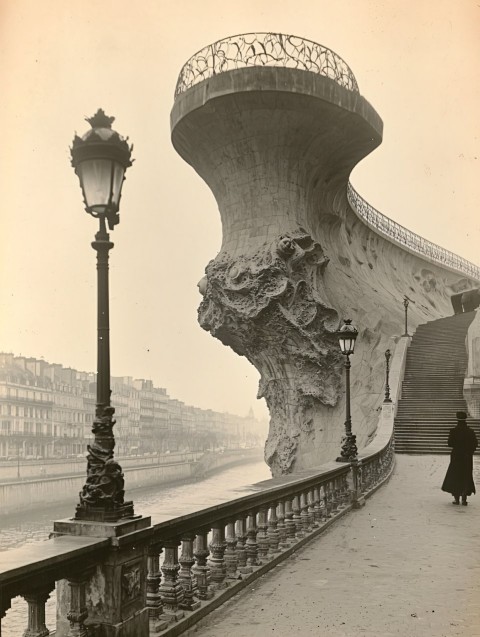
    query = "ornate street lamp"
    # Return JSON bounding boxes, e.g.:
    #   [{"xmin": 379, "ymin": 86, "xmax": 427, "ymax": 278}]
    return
[
  {"xmin": 402, "ymin": 296, "xmax": 410, "ymax": 337},
  {"xmin": 384, "ymin": 349, "xmax": 392, "ymax": 403},
  {"xmin": 71, "ymin": 109, "xmax": 134, "ymax": 522},
  {"xmin": 336, "ymin": 319, "xmax": 359, "ymax": 462}
]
